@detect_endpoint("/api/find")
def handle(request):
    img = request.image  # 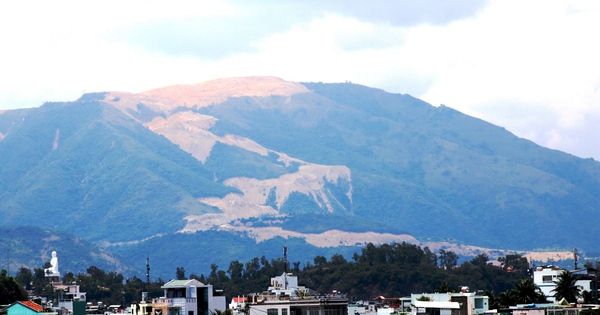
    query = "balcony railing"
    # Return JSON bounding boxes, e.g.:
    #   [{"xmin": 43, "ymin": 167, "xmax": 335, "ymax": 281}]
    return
[{"xmin": 152, "ymin": 297, "xmax": 197, "ymax": 307}]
